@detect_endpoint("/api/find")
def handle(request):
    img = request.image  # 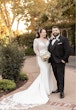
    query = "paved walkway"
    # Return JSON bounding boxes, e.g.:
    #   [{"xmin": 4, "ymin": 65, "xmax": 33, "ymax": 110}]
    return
[{"xmin": 0, "ymin": 56, "xmax": 76, "ymax": 110}]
